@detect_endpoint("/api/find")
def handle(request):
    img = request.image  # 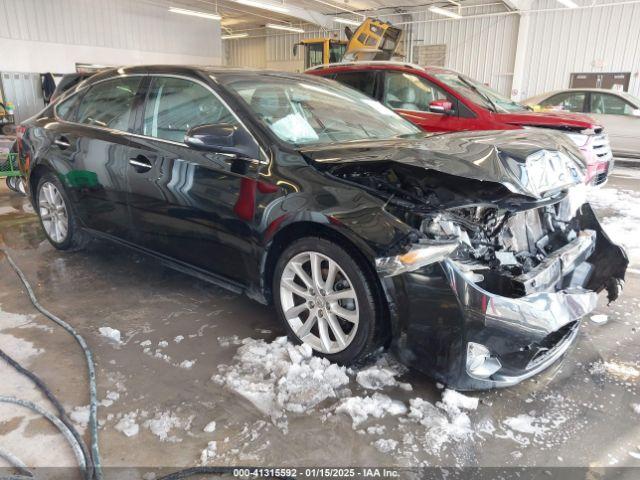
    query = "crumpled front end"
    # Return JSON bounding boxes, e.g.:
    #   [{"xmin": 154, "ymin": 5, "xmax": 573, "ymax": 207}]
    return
[{"xmin": 376, "ymin": 192, "xmax": 627, "ymax": 390}]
